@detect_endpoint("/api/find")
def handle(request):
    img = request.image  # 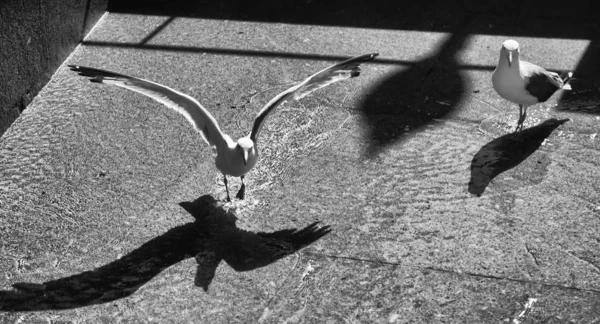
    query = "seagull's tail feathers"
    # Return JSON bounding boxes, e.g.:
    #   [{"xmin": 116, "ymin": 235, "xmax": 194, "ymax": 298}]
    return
[
  {"xmin": 560, "ymin": 71, "xmax": 573, "ymax": 90},
  {"xmin": 293, "ymin": 53, "xmax": 379, "ymax": 100}
]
